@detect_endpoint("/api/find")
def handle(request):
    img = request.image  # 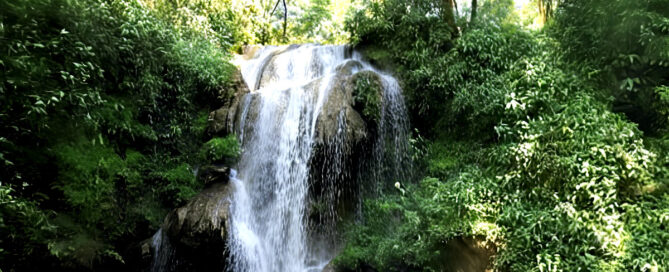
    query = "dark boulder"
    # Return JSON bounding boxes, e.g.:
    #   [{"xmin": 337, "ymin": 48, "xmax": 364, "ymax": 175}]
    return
[{"xmin": 150, "ymin": 181, "xmax": 233, "ymax": 272}]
